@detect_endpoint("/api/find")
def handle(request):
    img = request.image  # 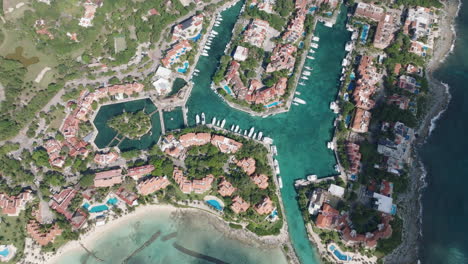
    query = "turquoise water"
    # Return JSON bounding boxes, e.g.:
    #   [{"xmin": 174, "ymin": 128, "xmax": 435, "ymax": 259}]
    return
[
  {"xmin": 185, "ymin": 3, "xmax": 351, "ymax": 263},
  {"xmin": 329, "ymin": 245, "xmax": 350, "ymax": 261},
  {"xmin": 420, "ymin": 1, "xmax": 468, "ymax": 263},
  {"xmin": 177, "ymin": 61, "xmax": 190, "ymax": 73},
  {"xmin": 93, "ymin": 98, "xmax": 161, "ymax": 150},
  {"xmin": 206, "ymin": 200, "xmax": 223, "ymax": 211},
  {"xmin": 59, "ymin": 2, "xmax": 351, "ymax": 263},
  {"xmin": 53, "ymin": 209, "xmax": 287, "ymax": 264},
  {"xmin": 107, "ymin": 197, "xmax": 118, "ymax": 205},
  {"xmin": 0, "ymin": 248, "xmax": 9, "ymax": 257},
  {"xmin": 89, "ymin": 204, "xmax": 109, "ymax": 213}
]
